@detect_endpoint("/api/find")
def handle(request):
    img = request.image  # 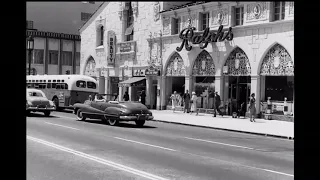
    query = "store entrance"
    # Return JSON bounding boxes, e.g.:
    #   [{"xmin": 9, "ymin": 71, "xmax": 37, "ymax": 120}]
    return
[{"xmin": 228, "ymin": 76, "xmax": 251, "ymax": 115}]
